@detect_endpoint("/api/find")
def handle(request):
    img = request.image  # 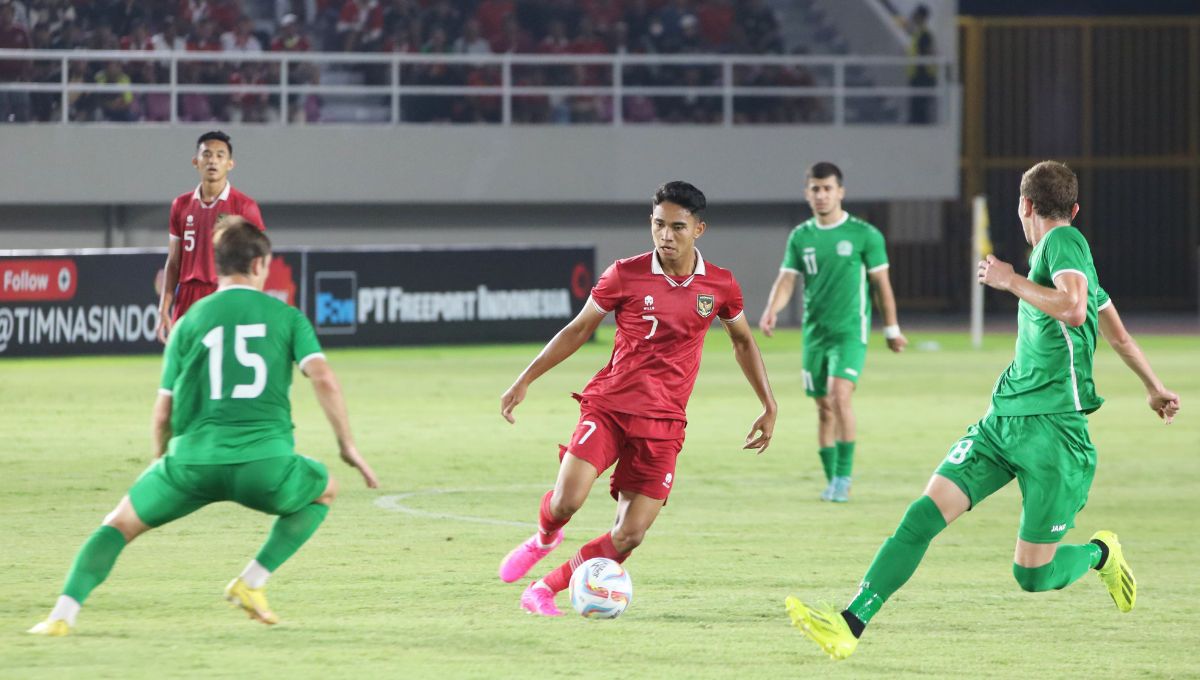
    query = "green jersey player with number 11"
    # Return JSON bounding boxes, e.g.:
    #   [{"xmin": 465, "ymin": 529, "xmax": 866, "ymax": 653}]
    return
[
  {"xmin": 785, "ymin": 161, "xmax": 1181, "ymax": 661},
  {"xmin": 29, "ymin": 218, "xmax": 378, "ymax": 636}
]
